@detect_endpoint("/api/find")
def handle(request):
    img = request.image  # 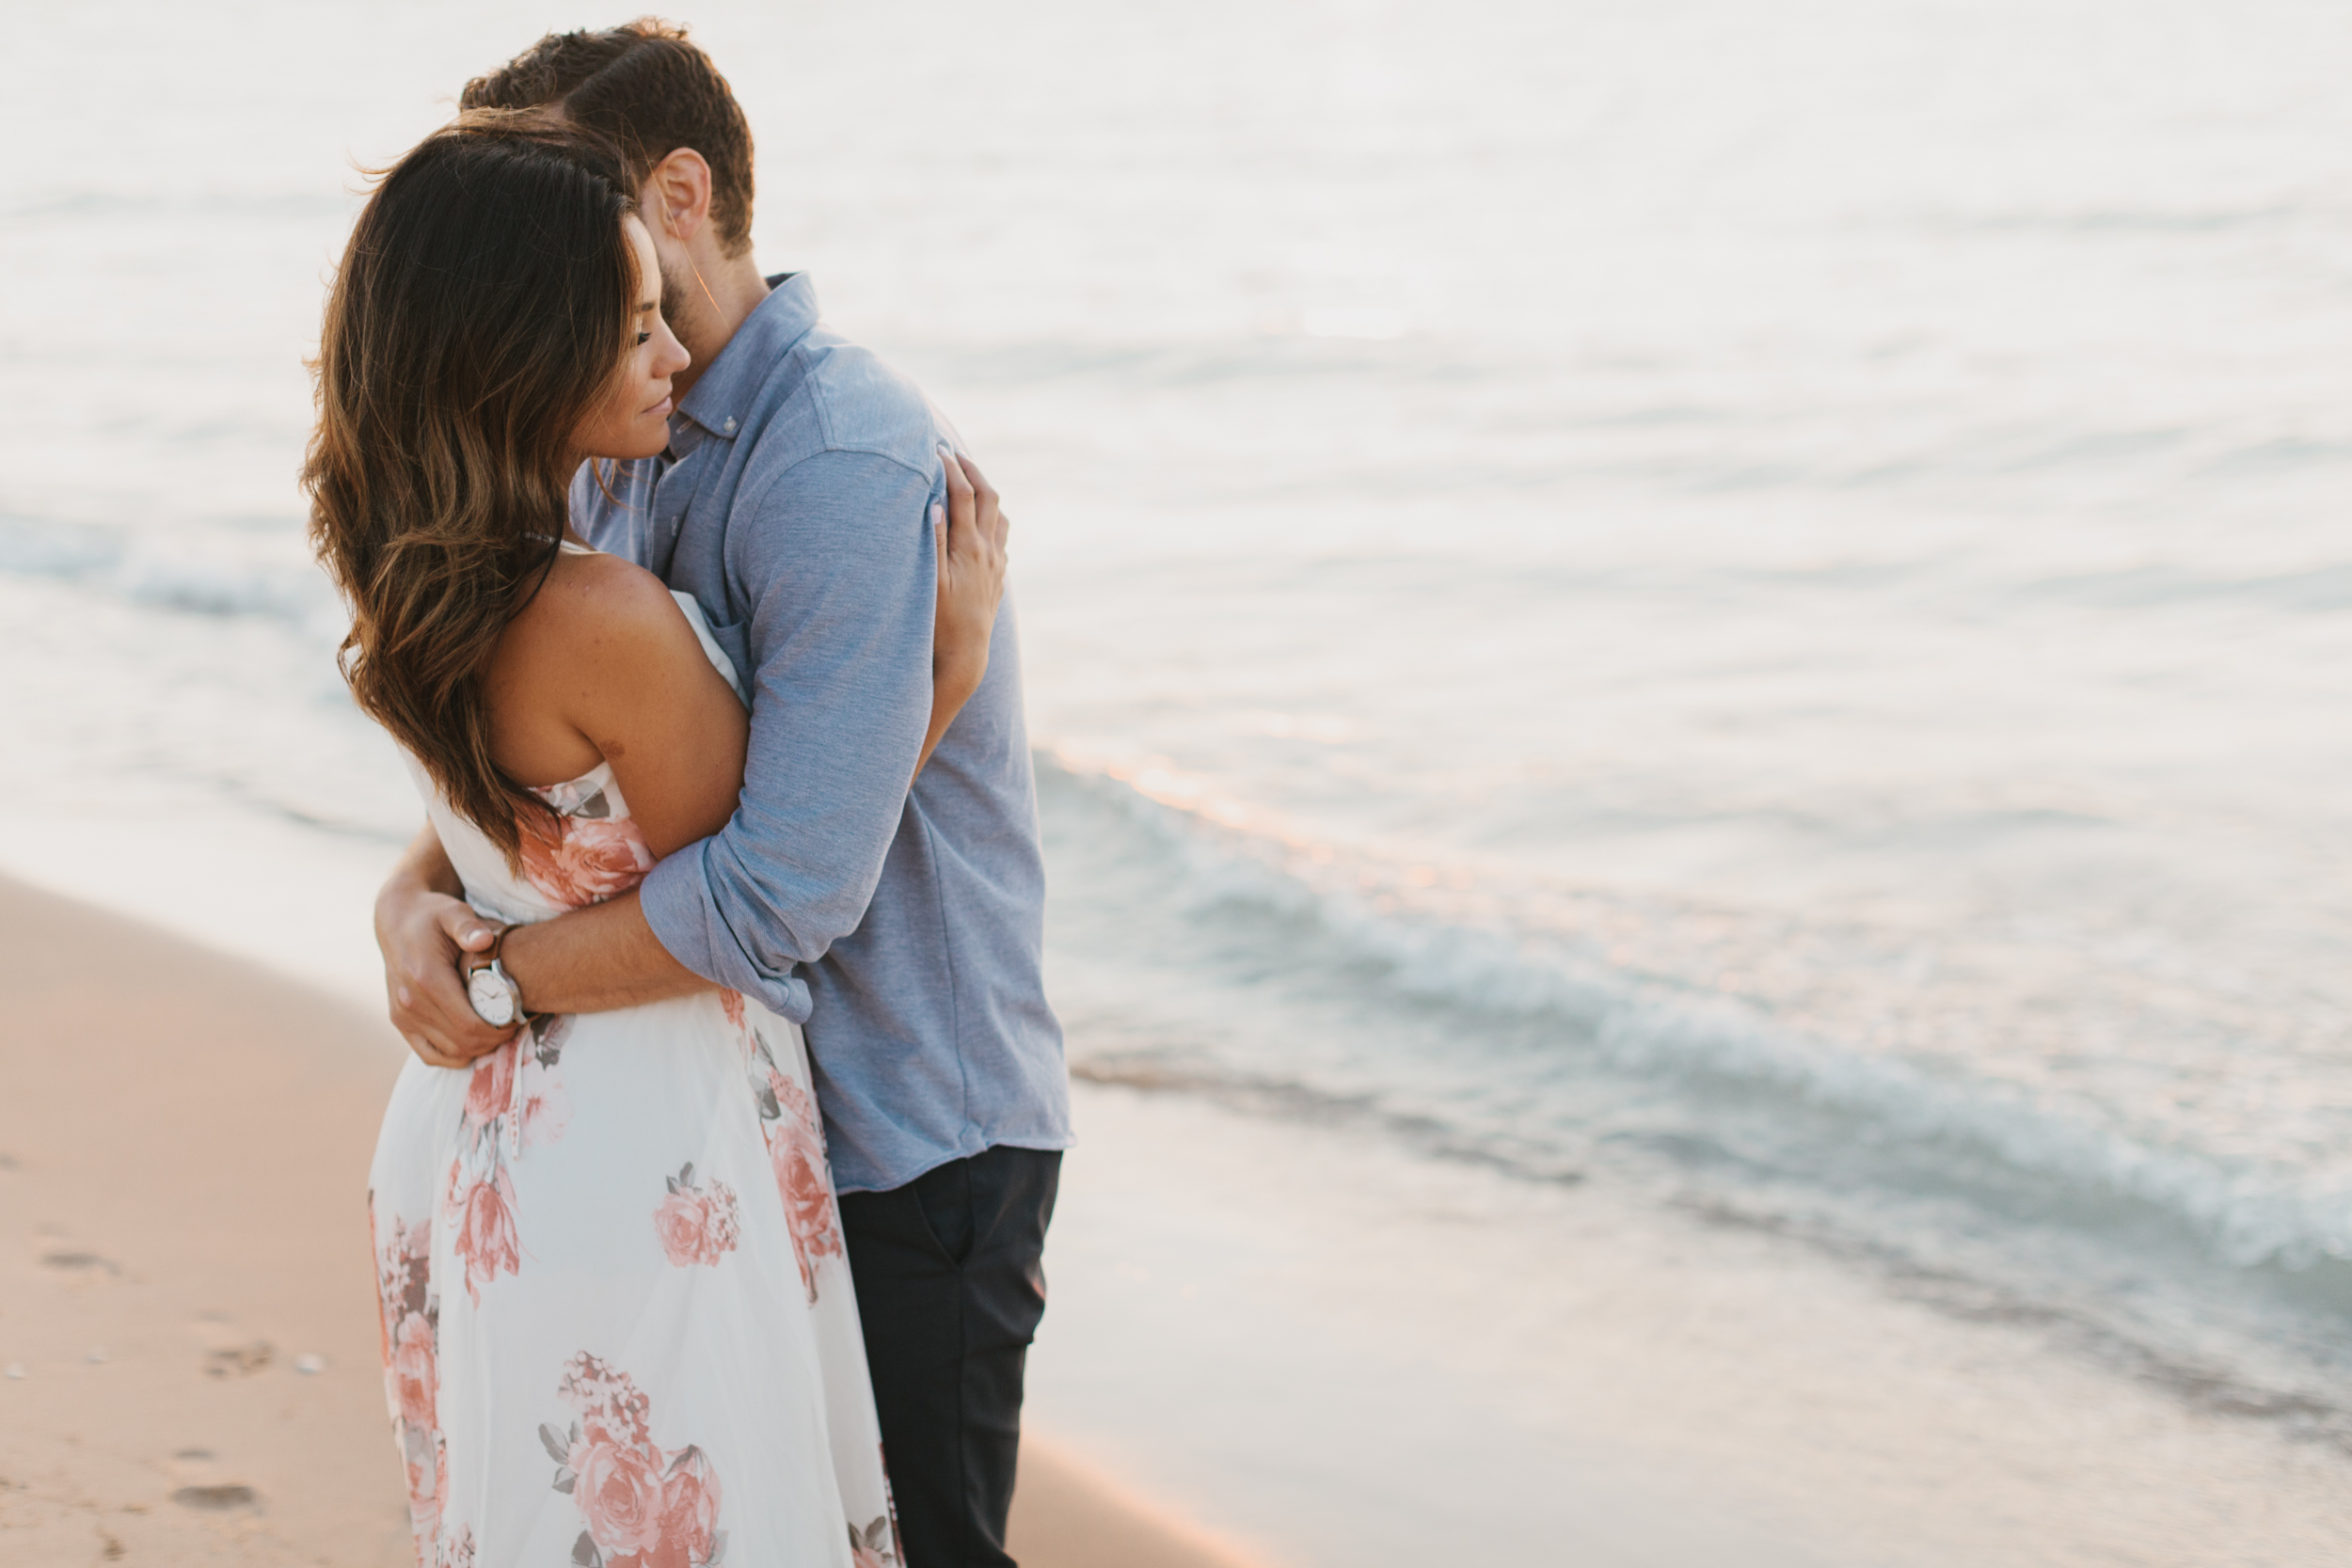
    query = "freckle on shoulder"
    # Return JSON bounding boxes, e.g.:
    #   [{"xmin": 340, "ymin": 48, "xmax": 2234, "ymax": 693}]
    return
[
  {"xmin": 549, "ymin": 551, "xmax": 675, "ymax": 619},
  {"xmin": 509, "ymin": 551, "xmax": 669, "ymax": 663}
]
